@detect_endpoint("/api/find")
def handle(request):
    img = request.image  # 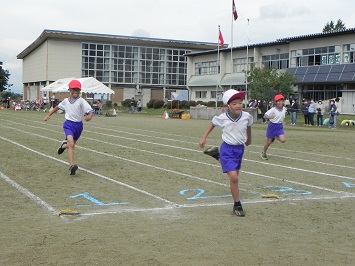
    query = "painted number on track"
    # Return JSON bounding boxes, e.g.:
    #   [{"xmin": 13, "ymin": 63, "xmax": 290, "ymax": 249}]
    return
[
  {"xmin": 342, "ymin": 182, "xmax": 355, "ymax": 188},
  {"xmin": 69, "ymin": 192, "xmax": 129, "ymax": 207},
  {"xmin": 179, "ymin": 189, "xmax": 231, "ymax": 200},
  {"xmin": 257, "ymin": 186, "xmax": 312, "ymax": 196}
]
